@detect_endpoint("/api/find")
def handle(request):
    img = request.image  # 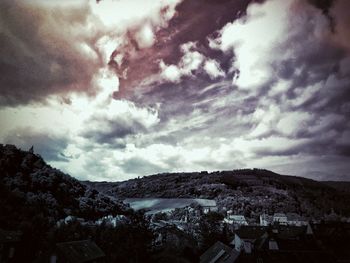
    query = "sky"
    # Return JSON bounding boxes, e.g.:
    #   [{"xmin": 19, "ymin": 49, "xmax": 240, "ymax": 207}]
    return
[{"xmin": 0, "ymin": 0, "xmax": 349, "ymax": 182}]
